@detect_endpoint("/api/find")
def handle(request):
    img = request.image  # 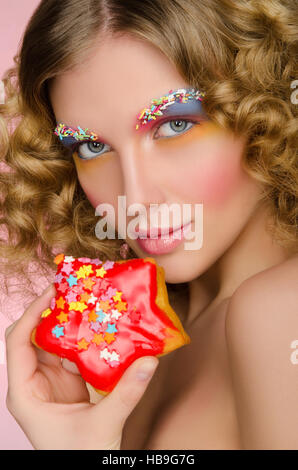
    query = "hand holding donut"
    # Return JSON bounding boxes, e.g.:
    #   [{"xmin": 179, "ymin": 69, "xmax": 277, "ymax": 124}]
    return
[{"xmin": 5, "ymin": 284, "xmax": 159, "ymax": 450}]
